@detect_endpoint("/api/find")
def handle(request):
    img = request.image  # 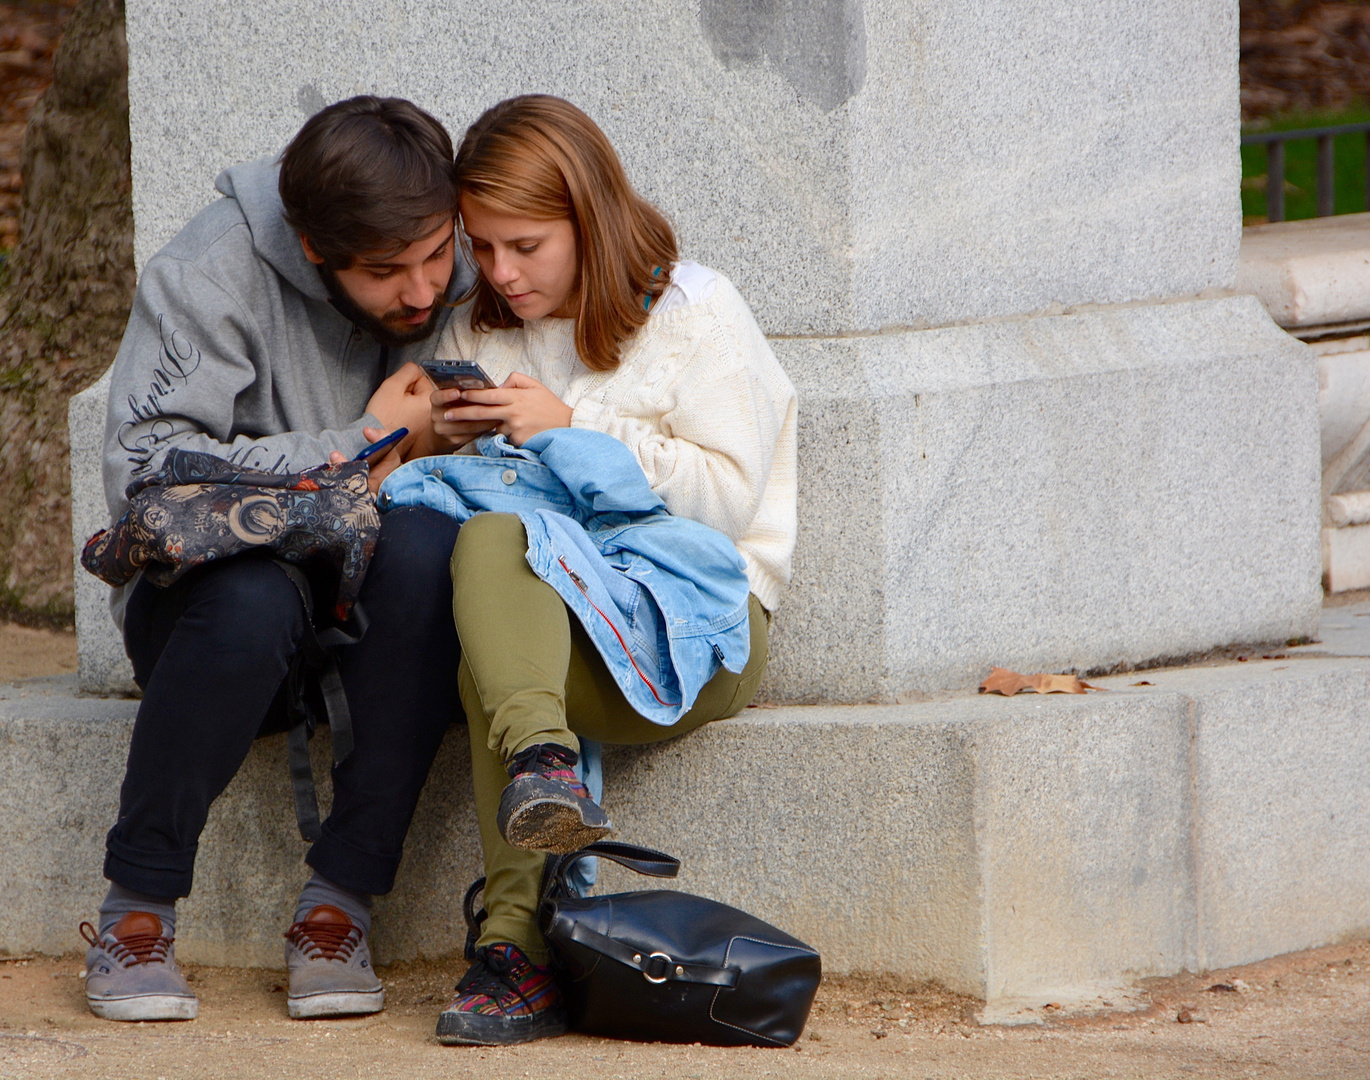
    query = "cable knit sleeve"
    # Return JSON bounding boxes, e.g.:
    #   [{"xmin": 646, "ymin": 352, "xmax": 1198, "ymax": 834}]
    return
[{"xmin": 569, "ymin": 292, "xmax": 786, "ymax": 542}]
